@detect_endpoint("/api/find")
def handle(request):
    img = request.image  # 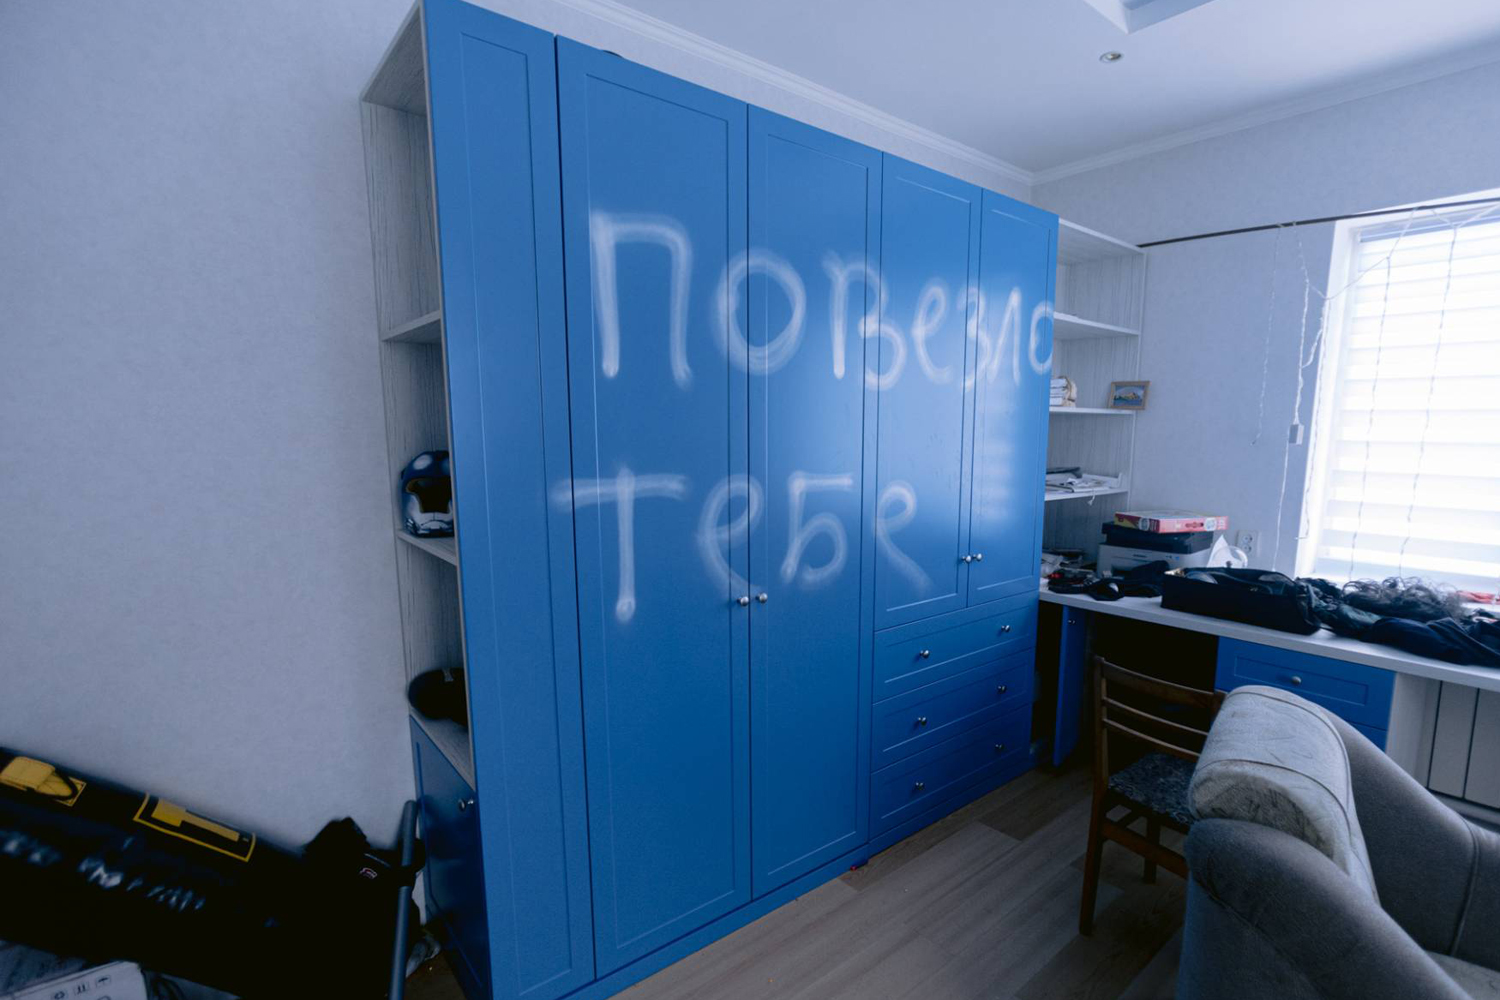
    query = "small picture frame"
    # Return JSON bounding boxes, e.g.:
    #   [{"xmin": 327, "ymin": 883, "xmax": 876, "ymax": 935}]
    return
[{"xmin": 1108, "ymin": 380, "xmax": 1150, "ymax": 410}]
